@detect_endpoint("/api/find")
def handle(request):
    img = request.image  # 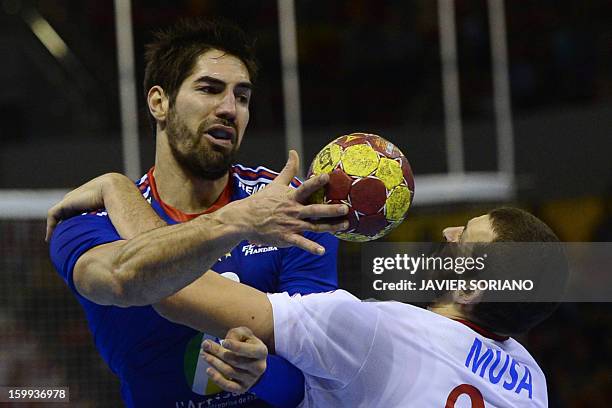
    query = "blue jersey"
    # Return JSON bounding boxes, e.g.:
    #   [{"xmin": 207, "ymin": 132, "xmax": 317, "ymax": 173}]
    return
[{"xmin": 49, "ymin": 164, "xmax": 339, "ymax": 408}]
